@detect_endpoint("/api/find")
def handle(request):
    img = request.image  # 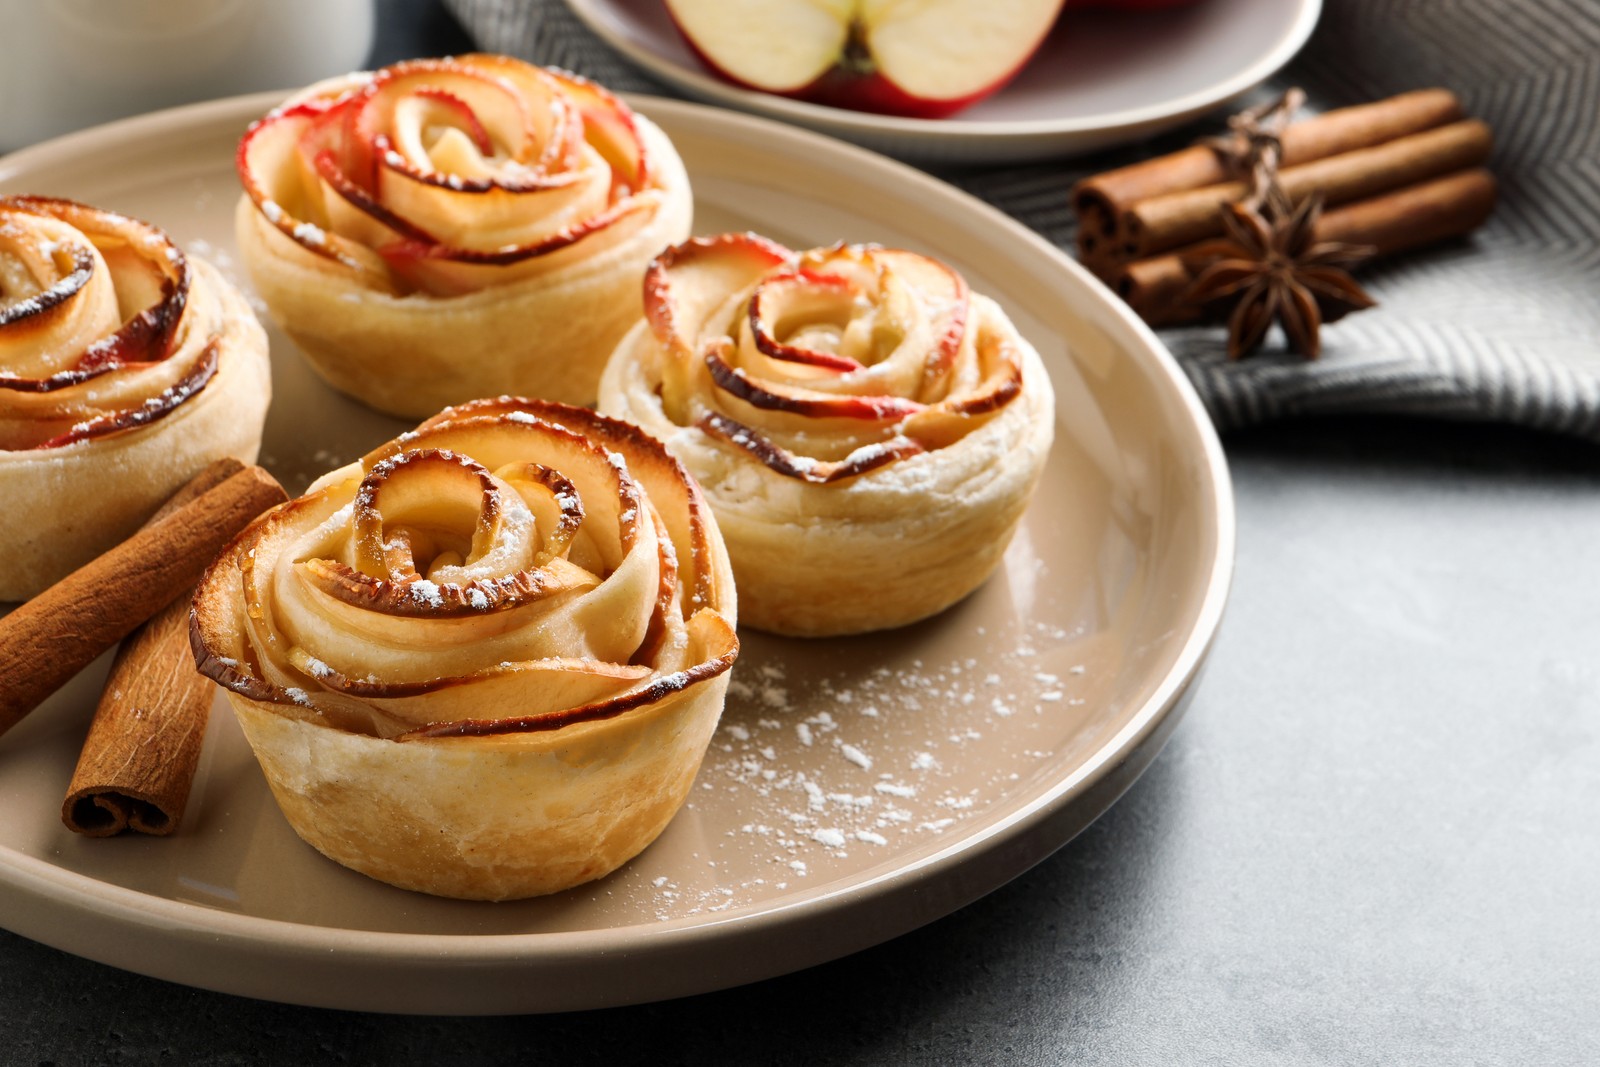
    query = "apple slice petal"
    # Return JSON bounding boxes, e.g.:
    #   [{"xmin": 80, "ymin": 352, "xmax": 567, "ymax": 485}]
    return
[
  {"xmin": 541, "ymin": 67, "xmax": 653, "ymax": 193},
  {"xmin": 348, "ymin": 448, "xmax": 504, "ymax": 578},
  {"xmin": 409, "ymin": 87, "xmax": 496, "ymax": 155},
  {"xmin": 374, "ymin": 145, "xmax": 606, "ymax": 251},
  {"xmin": 400, "ymin": 607, "xmax": 738, "ymax": 739},
  {"xmin": 386, "ymin": 58, "xmax": 650, "ymax": 196},
  {"xmin": 901, "ymin": 322, "xmax": 1025, "ymax": 447},
  {"xmin": 31, "ymin": 341, "xmax": 219, "ymax": 450},
  {"xmin": 361, "ymin": 412, "xmax": 642, "ymax": 571},
  {"xmin": 448, "ymin": 54, "xmax": 588, "ymax": 173},
  {"xmin": 301, "ymin": 95, "xmax": 379, "ymax": 202},
  {"xmin": 239, "ymin": 101, "xmax": 333, "ymax": 218},
  {"xmin": 705, "ymin": 341, "xmax": 925, "ymax": 421},
  {"xmin": 437, "ymin": 398, "xmax": 733, "ymax": 618},
  {"xmin": 23, "ymin": 198, "xmax": 191, "ymax": 367},
  {"xmin": 861, "ymin": 248, "xmax": 969, "ymax": 383},
  {"xmin": 0, "ymin": 196, "xmax": 190, "ymax": 378},
  {"xmin": 291, "ymin": 653, "xmax": 652, "ymax": 732},
  {"xmin": 238, "ymin": 102, "xmax": 395, "ymax": 284},
  {"xmin": 296, "ymin": 556, "xmax": 601, "ymax": 620},
  {"xmin": 316, "ymin": 147, "xmax": 449, "ymax": 248},
  {"xmin": 796, "ymin": 245, "xmax": 968, "ymax": 381},
  {"xmin": 0, "ymin": 222, "xmax": 103, "ymax": 379},
  {"xmin": 725, "ymin": 246, "xmax": 958, "ymax": 402},
  {"xmin": 746, "ymin": 270, "xmax": 868, "ymax": 373},
  {"xmin": 699, "ymin": 412, "xmax": 925, "ymax": 484},
  {"xmin": 356, "ymin": 61, "xmax": 533, "ymax": 170},
  {"xmin": 644, "ymin": 233, "xmax": 793, "ymax": 354},
  {"xmin": 374, "ymin": 194, "xmax": 655, "ymax": 295},
  {"xmin": 491, "ymin": 461, "xmax": 585, "ymax": 567}
]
